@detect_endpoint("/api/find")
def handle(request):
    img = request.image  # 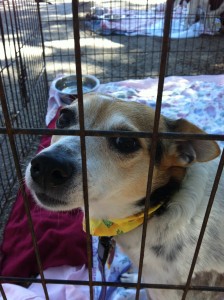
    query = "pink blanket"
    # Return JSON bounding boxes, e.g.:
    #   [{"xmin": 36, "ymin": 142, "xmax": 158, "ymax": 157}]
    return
[{"xmin": 1, "ymin": 266, "xmax": 90, "ymax": 300}]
